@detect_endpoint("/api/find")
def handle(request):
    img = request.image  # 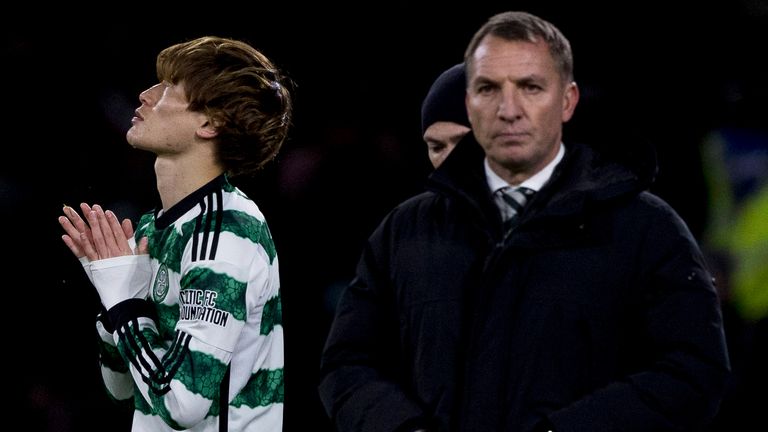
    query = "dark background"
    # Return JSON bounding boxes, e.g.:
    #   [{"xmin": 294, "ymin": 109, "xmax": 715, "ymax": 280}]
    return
[{"xmin": 4, "ymin": 2, "xmax": 767, "ymax": 430}]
